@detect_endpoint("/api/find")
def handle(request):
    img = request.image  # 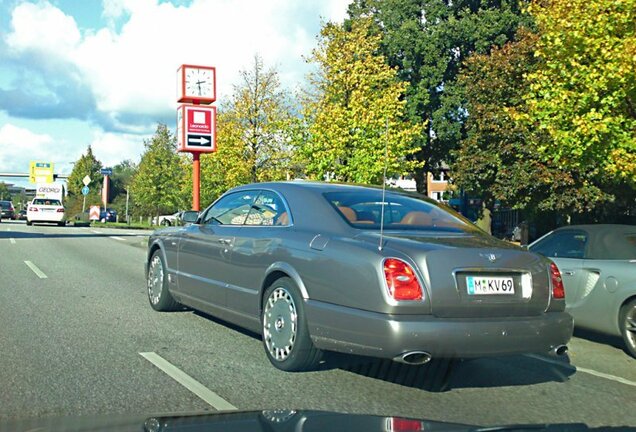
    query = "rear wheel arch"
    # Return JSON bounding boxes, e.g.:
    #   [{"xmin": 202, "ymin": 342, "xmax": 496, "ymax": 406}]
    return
[{"xmin": 260, "ymin": 264, "xmax": 309, "ymax": 314}]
